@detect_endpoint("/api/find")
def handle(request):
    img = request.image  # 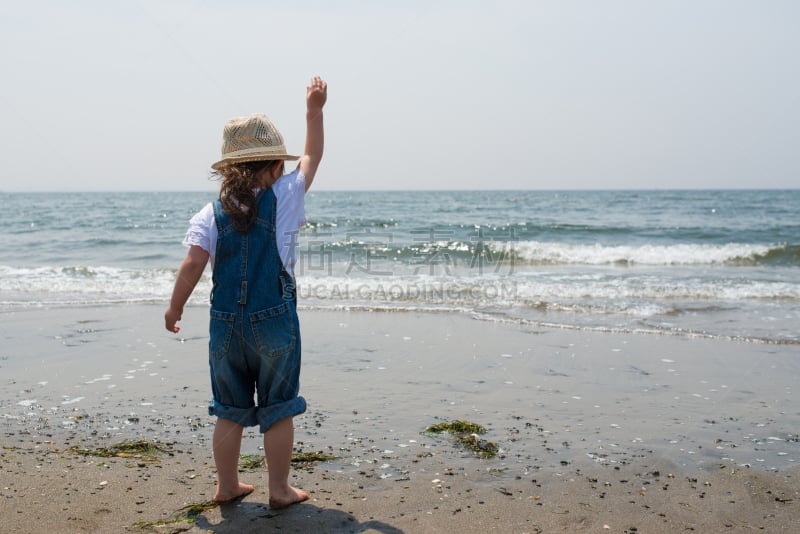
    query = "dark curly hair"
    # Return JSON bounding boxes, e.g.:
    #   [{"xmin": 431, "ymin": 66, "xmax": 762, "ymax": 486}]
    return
[{"xmin": 211, "ymin": 160, "xmax": 282, "ymax": 232}]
